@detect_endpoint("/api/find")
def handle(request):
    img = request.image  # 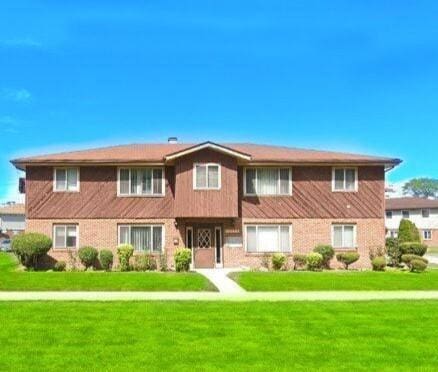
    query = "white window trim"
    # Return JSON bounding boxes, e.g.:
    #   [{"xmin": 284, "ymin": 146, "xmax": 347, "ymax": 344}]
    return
[
  {"xmin": 193, "ymin": 163, "xmax": 221, "ymax": 190},
  {"xmin": 53, "ymin": 224, "xmax": 79, "ymax": 250},
  {"xmin": 332, "ymin": 167, "xmax": 358, "ymax": 192},
  {"xmin": 402, "ymin": 210, "xmax": 410, "ymax": 219},
  {"xmin": 117, "ymin": 224, "xmax": 165, "ymax": 253},
  {"xmin": 423, "ymin": 230, "xmax": 432, "ymax": 241},
  {"xmin": 243, "ymin": 167, "xmax": 293, "ymax": 196},
  {"xmin": 53, "ymin": 167, "xmax": 80, "ymax": 192},
  {"xmin": 244, "ymin": 224, "xmax": 292, "ymax": 253},
  {"xmin": 331, "ymin": 224, "xmax": 357, "ymax": 250},
  {"xmin": 117, "ymin": 167, "xmax": 165, "ymax": 197}
]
